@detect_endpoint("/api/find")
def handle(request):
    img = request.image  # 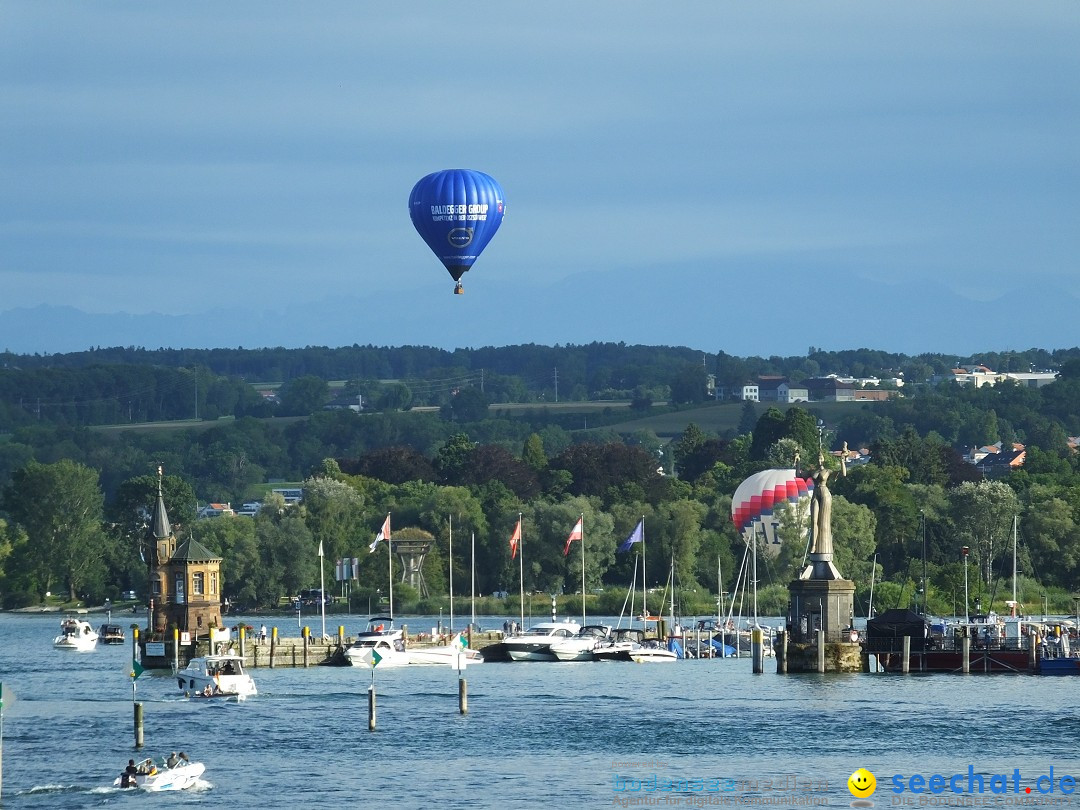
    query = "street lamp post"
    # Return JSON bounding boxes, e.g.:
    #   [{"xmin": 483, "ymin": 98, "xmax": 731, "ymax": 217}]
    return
[{"xmin": 961, "ymin": 546, "xmax": 970, "ymax": 624}]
